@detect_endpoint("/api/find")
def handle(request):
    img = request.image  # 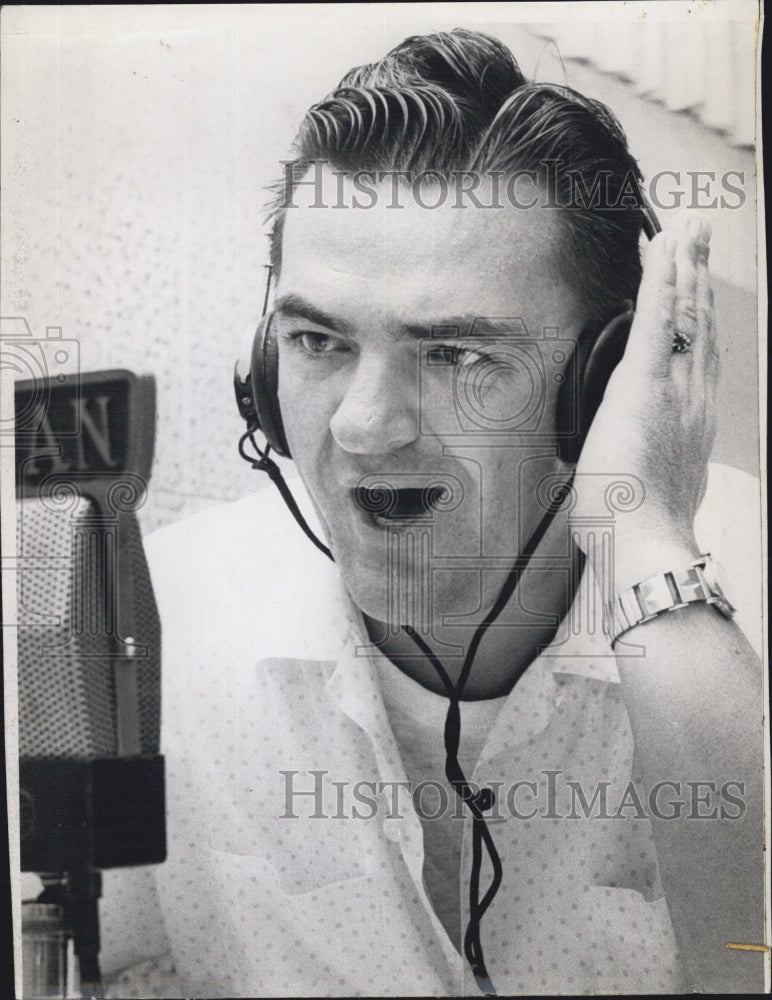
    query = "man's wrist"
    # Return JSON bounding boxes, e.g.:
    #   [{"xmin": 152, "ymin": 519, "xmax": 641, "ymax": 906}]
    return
[
  {"xmin": 602, "ymin": 553, "xmax": 736, "ymax": 648},
  {"xmin": 577, "ymin": 524, "xmax": 701, "ymax": 594}
]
